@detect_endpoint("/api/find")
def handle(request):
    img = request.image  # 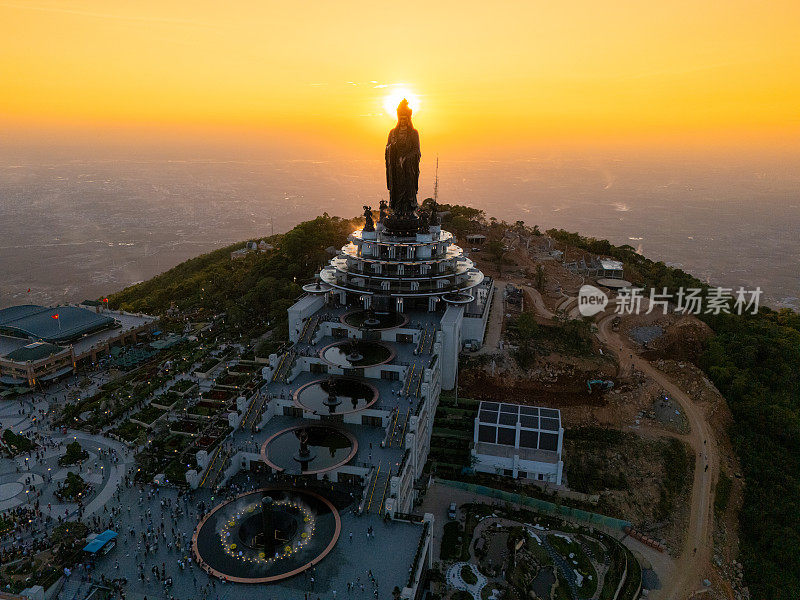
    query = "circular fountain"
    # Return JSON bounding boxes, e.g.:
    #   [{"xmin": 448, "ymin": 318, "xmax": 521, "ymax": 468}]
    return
[
  {"xmin": 260, "ymin": 425, "xmax": 357, "ymax": 475},
  {"xmin": 291, "ymin": 429, "xmax": 317, "ymax": 471},
  {"xmin": 294, "ymin": 377, "xmax": 378, "ymax": 415},
  {"xmin": 341, "ymin": 309, "xmax": 408, "ymax": 330},
  {"xmin": 193, "ymin": 487, "xmax": 340, "ymax": 584},
  {"xmin": 319, "ymin": 339, "xmax": 394, "ymax": 368},
  {"xmin": 362, "ymin": 309, "xmax": 381, "ymax": 328},
  {"xmin": 322, "ymin": 378, "xmax": 343, "ymax": 412},
  {"xmin": 345, "ymin": 338, "xmax": 363, "ymax": 362}
]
